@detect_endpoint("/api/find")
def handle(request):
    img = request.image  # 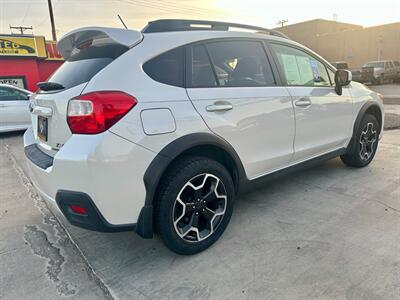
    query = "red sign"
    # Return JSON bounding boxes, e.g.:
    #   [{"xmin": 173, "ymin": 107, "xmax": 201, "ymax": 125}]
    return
[{"xmin": 45, "ymin": 41, "xmax": 63, "ymax": 61}]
